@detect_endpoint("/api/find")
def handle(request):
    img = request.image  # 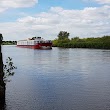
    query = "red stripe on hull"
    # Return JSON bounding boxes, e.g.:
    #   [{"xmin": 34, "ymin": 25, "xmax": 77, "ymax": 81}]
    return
[{"xmin": 17, "ymin": 43, "xmax": 52, "ymax": 49}]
